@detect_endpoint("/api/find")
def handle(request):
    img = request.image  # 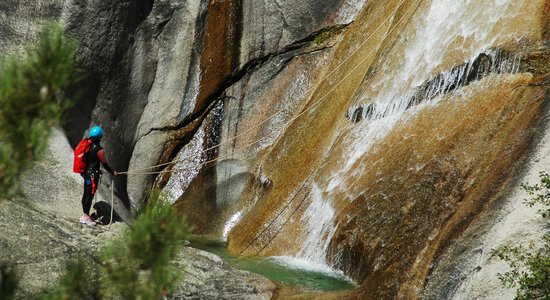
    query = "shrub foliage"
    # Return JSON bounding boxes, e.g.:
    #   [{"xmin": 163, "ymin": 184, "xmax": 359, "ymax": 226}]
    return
[
  {"xmin": 492, "ymin": 171, "xmax": 550, "ymax": 299},
  {"xmin": 0, "ymin": 23, "xmax": 78, "ymax": 197},
  {"xmin": 0, "ymin": 264, "xmax": 18, "ymax": 300},
  {"xmin": 101, "ymin": 193, "xmax": 190, "ymax": 299},
  {"xmin": 39, "ymin": 259, "xmax": 100, "ymax": 300},
  {"xmin": 0, "ymin": 21, "xmax": 77, "ymax": 299}
]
